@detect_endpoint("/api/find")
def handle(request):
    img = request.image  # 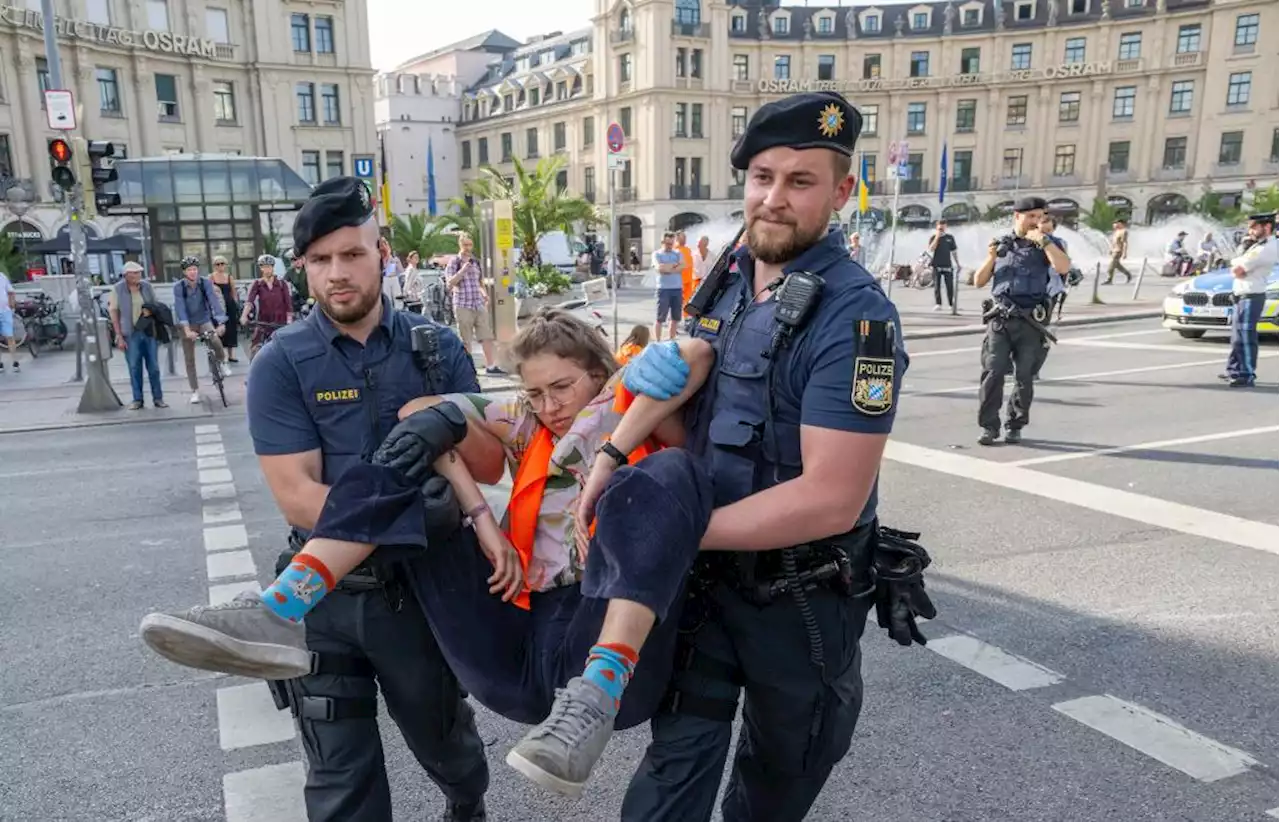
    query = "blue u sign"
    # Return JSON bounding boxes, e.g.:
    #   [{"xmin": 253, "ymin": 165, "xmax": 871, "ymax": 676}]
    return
[{"xmin": 354, "ymin": 157, "xmax": 374, "ymax": 178}]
